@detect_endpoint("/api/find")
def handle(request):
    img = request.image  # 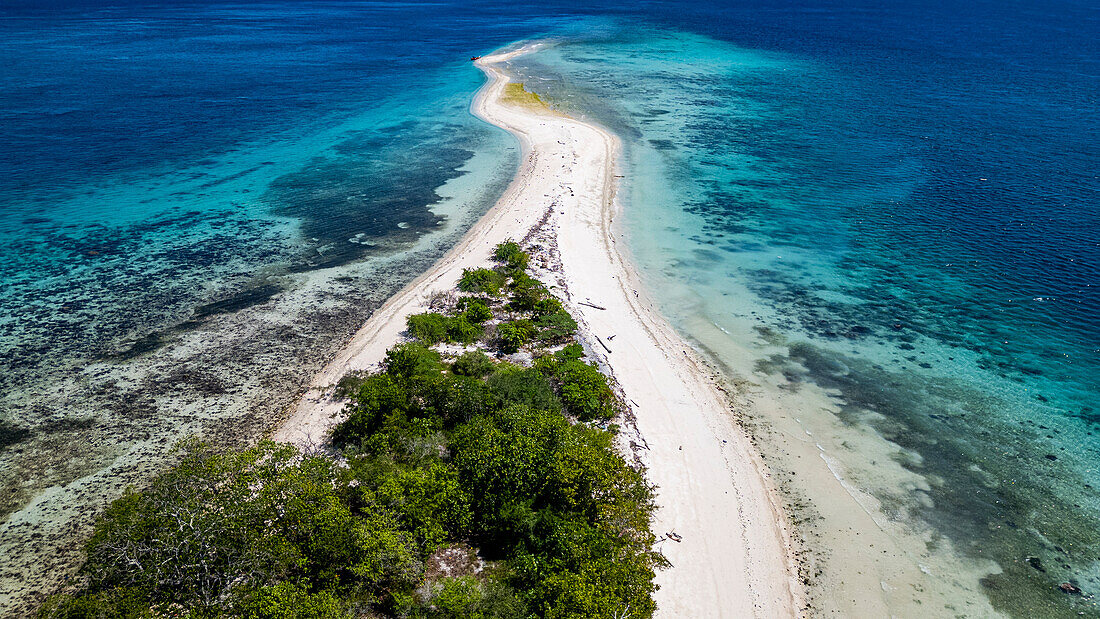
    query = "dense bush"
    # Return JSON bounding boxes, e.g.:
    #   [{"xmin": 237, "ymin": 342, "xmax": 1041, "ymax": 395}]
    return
[
  {"xmin": 458, "ymin": 268, "xmax": 506, "ymax": 296},
  {"xmin": 487, "ymin": 367, "xmax": 561, "ymax": 413},
  {"xmin": 48, "ymin": 243, "xmax": 663, "ymax": 619},
  {"xmin": 410, "ymin": 577, "xmax": 527, "ymax": 619},
  {"xmin": 383, "ymin": 342, "xmax": 443, "ymax": 385},
  {"xmin": 407, "ymin": 312, "xmax": 483, "ymax": 345},
  {"xmin": 493, "ymin": 240, "xmax": 529, "ymax": 272},
  {"xmin": 542, "ymin": 358, "xmax": 620, "ymax": 422},
  {"xmin": 536, "ymin": 310, "xmax": 578, "ymax": 342},
  {"xmin": 407, "ymin": 312, "xmax": 450, "ymax": 344},
  {"xmin": 458, "ymin": 297, "xmax": 493, "ymax": 323},
  {"xmin": 498, "ymin": 319, "xmax": 536, "ymax": 353},
  {"xmin": 506, "ymin": 273, "xmax": 548, "ymax": 313},
  {"xmin": 43, "ymin": 440, "xmax": 420, "ymax": 617},
  {"xmin": 531, "ymin": 297, "xmax": 563, "ymax": 317},
  {"xmin": 452, "ymin": 350, "xmax": 495, "ymax": 377},
  {"xmin": 446, "ymin": 314, "xmax": 482, "ymax": 344}
]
